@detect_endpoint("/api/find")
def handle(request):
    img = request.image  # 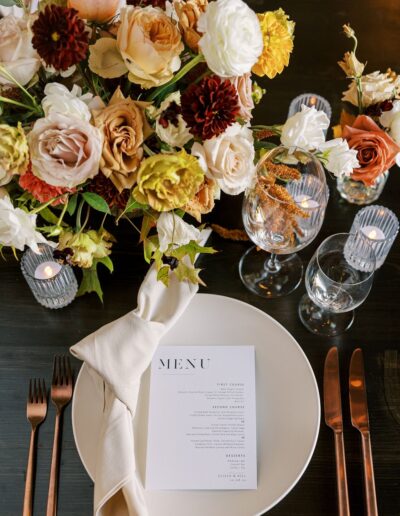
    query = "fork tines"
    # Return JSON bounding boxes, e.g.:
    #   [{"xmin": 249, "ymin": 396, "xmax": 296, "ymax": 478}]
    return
[
  {"xmin": 52, "ymin": 356, "xmax": 73, "ymax": 387},
  {"xmin": 28, "ymin": 378, "xmax": 46, "ymax": 405}
]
